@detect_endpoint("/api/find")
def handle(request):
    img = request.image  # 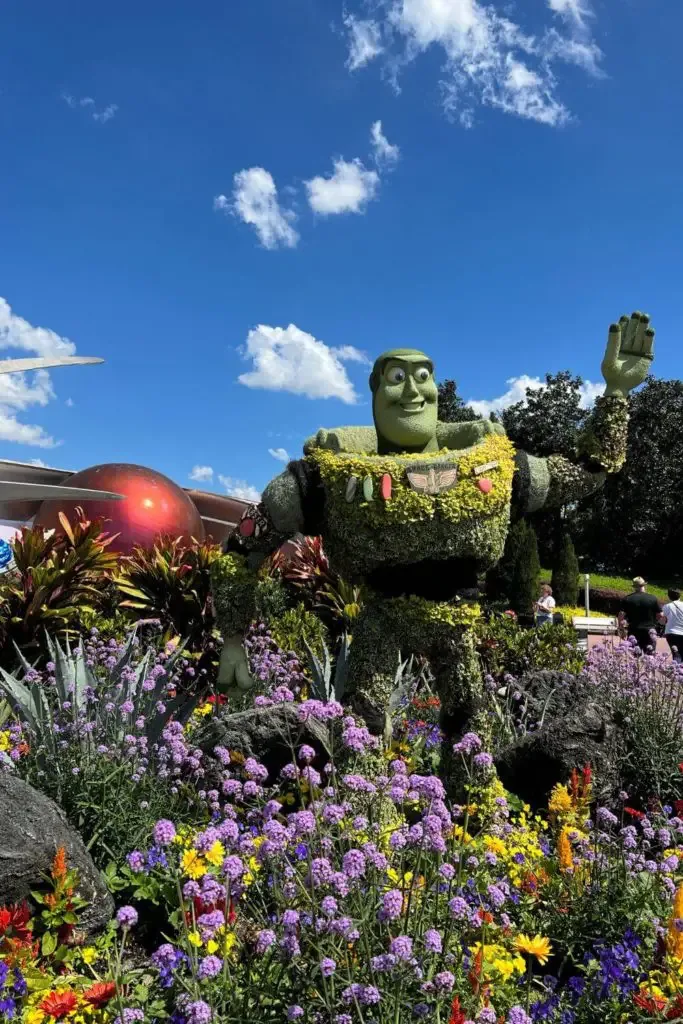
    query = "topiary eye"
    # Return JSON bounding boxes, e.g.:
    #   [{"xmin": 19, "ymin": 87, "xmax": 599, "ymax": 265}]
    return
[
  {"xmin": 386, "ymin": 366, "xmax": 406, "ymax": 385},
  {"xmin": 414, "ymin": 366, "xmax": 431, "ymax": 383}
]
